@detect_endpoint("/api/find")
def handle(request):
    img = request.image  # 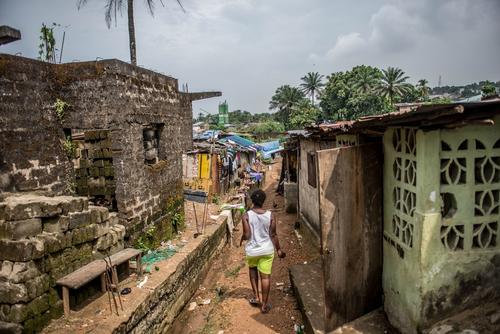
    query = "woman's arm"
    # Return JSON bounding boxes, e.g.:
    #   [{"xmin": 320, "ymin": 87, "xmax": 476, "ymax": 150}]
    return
[
  {"xmin": 269, "ymin": 213, "xmax": 285, "ymax": 258},
  {"xmin": 240, "ymin": 212, "xmax": 251, "ymax": 246}
]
